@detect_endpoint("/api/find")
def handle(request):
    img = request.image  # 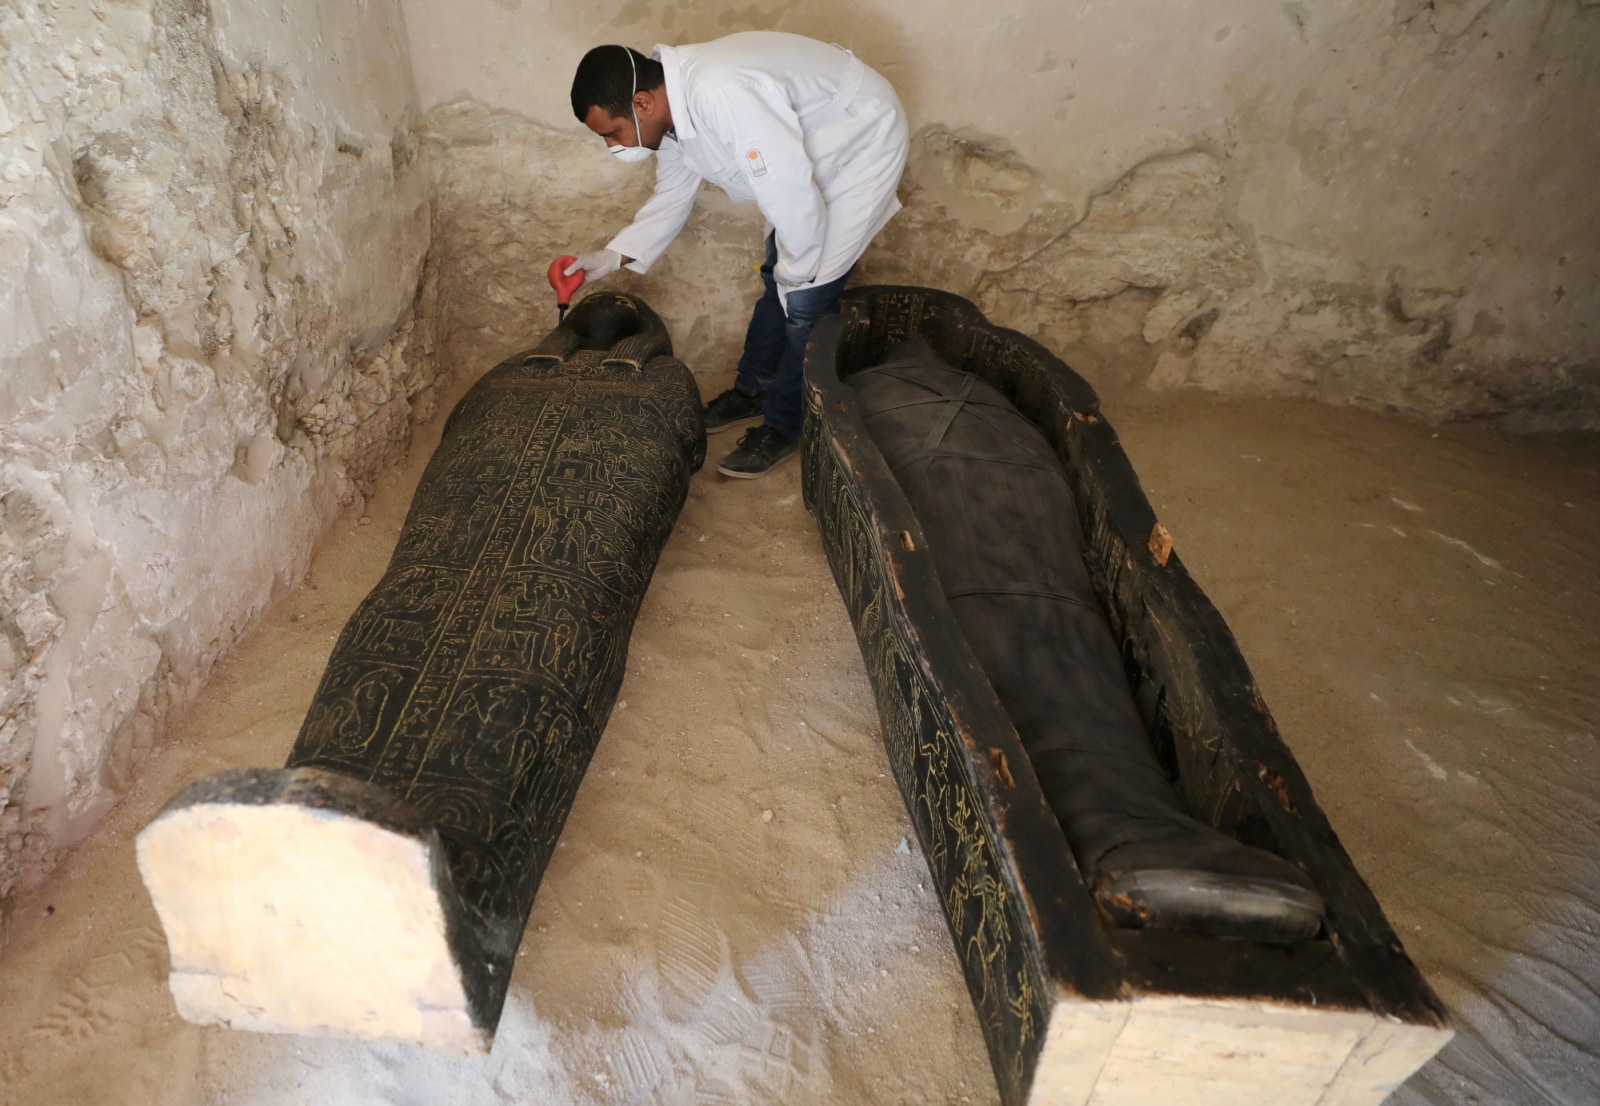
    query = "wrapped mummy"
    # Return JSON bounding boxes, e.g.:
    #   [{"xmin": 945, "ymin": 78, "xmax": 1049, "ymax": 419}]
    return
[{"xmin": 850, "ymin": 338, "xmax": 1323, "ymax": 941}]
